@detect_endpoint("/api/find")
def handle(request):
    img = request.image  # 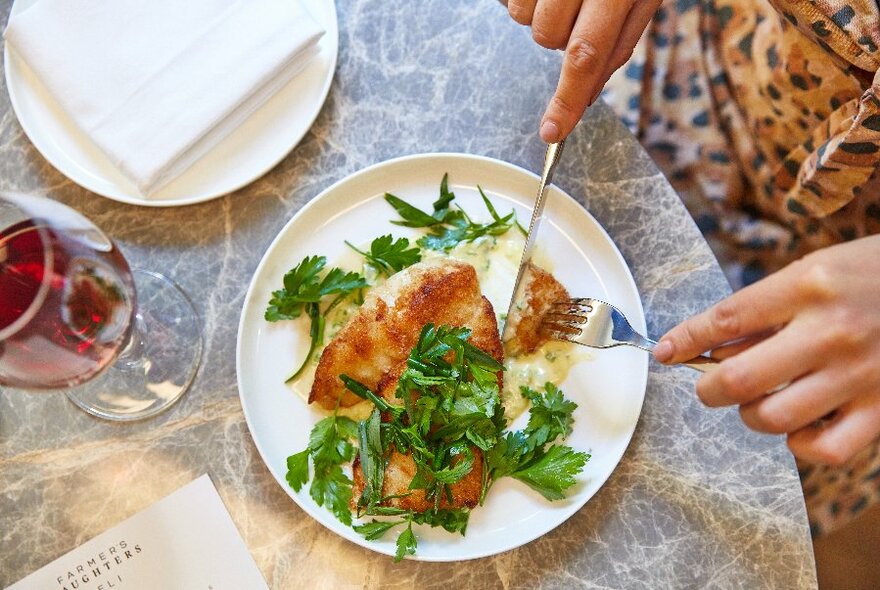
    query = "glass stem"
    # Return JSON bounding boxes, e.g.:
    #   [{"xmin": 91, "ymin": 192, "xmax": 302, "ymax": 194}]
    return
[{"xmin": 115, "ymin": 310, "xmax": 147, "ymax": 369}]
